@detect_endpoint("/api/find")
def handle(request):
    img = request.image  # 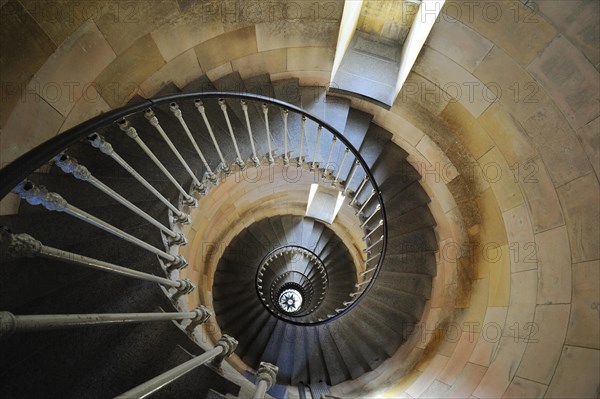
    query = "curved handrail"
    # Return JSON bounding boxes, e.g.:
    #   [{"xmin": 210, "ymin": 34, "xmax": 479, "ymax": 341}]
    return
[{"xmin": 0, "ymin": 91, "xmax": 387, "ymax": 325}]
